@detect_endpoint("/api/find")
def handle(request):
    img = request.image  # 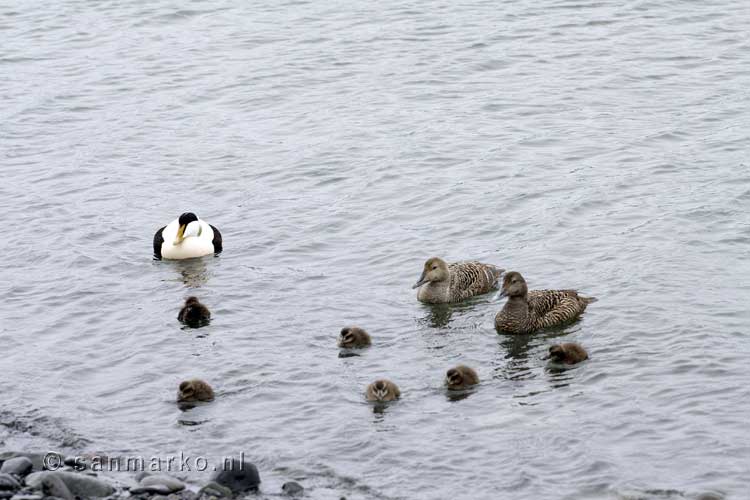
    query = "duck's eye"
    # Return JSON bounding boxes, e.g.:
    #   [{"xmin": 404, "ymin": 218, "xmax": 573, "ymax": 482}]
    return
[{"xmin": 432, "ymin": 266, "xmax": 437, "ymax": 270}]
